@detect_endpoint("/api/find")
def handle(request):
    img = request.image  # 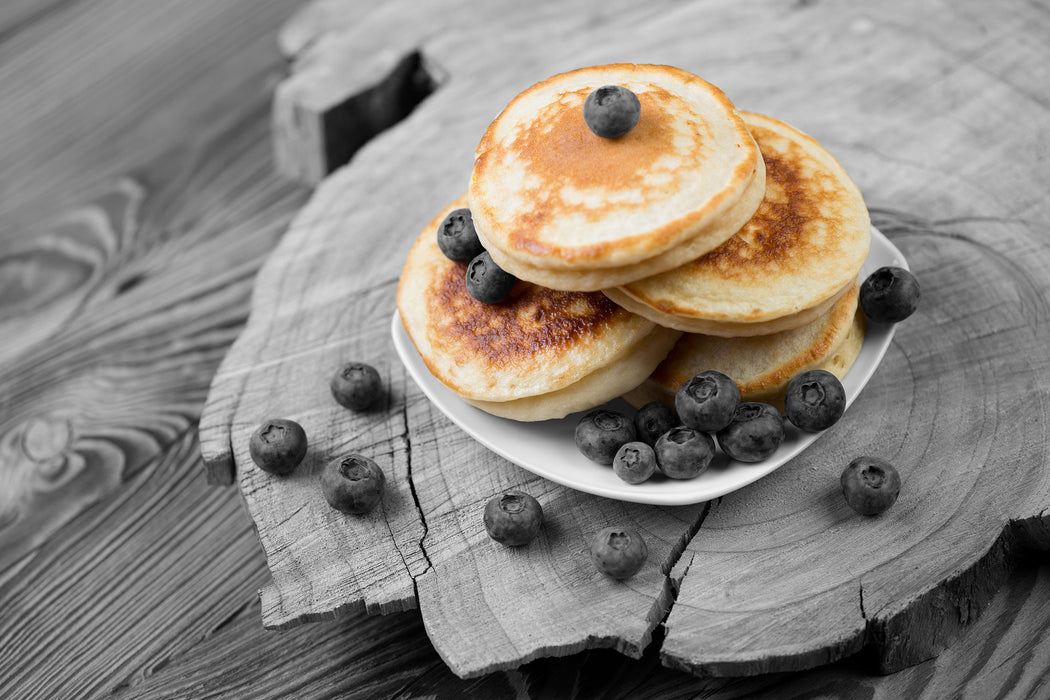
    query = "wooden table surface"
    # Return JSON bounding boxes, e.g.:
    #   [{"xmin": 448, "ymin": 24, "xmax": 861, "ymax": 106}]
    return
[{"xmin": 2, "ymin": 1, "xmax": 1049, "ymax": 698}]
